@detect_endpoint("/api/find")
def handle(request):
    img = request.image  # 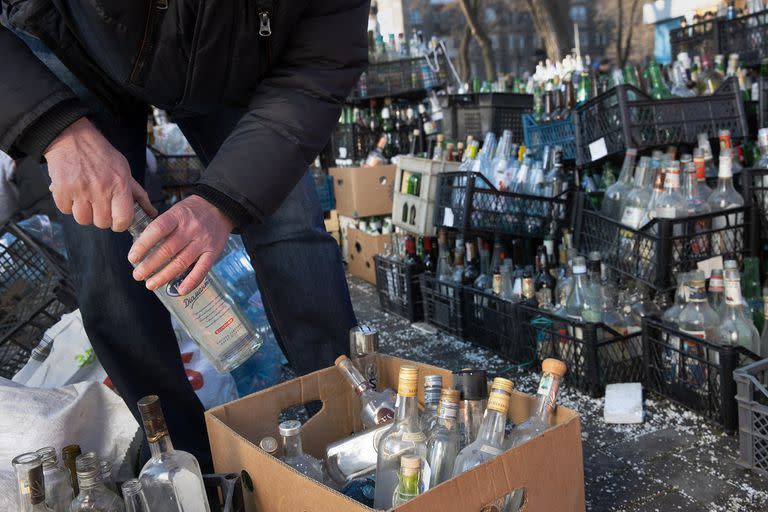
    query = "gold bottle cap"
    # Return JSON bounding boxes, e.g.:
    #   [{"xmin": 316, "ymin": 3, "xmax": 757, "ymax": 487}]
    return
[
  {"xmin": 491, "ymin": 377, "xmax": 514, "ymax": 395},
  {"xmin": 397, "ymin": 365, "xmax": 419, "ymax": 397},
  {"xmin": 334, "ymin": 355, "xmax": 350, "ymax": 366},
  {"xmin": 137, "ymin": 395, "xmax": 169, "ymax": 442},
  {"xmin": 440, "ymin": 388, "xmax": 461, "ymax": 402},
  {"xmin": 541, "ymin": 358, "xmax": 568, "ymax": 377},
  {"xmin": 486, "ymin": 389, "xmax": 510, "ymax": 414}
]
